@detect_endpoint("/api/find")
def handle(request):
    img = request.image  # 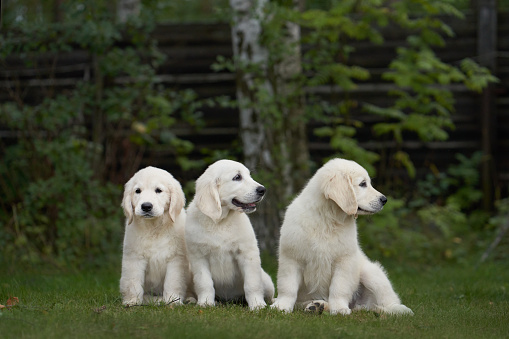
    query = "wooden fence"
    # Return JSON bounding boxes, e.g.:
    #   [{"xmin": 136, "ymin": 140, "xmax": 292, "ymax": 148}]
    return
[{"xmin": 1, "ymin": 13, "xmax": 508, "ymax": 196}]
